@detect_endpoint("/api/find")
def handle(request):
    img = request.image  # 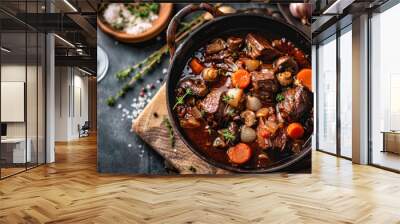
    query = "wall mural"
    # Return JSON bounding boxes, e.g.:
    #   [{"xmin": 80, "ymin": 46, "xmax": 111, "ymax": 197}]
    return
[{"xmin": 97, "ymin": 2, "xmax": 313, "ymax": 174}]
